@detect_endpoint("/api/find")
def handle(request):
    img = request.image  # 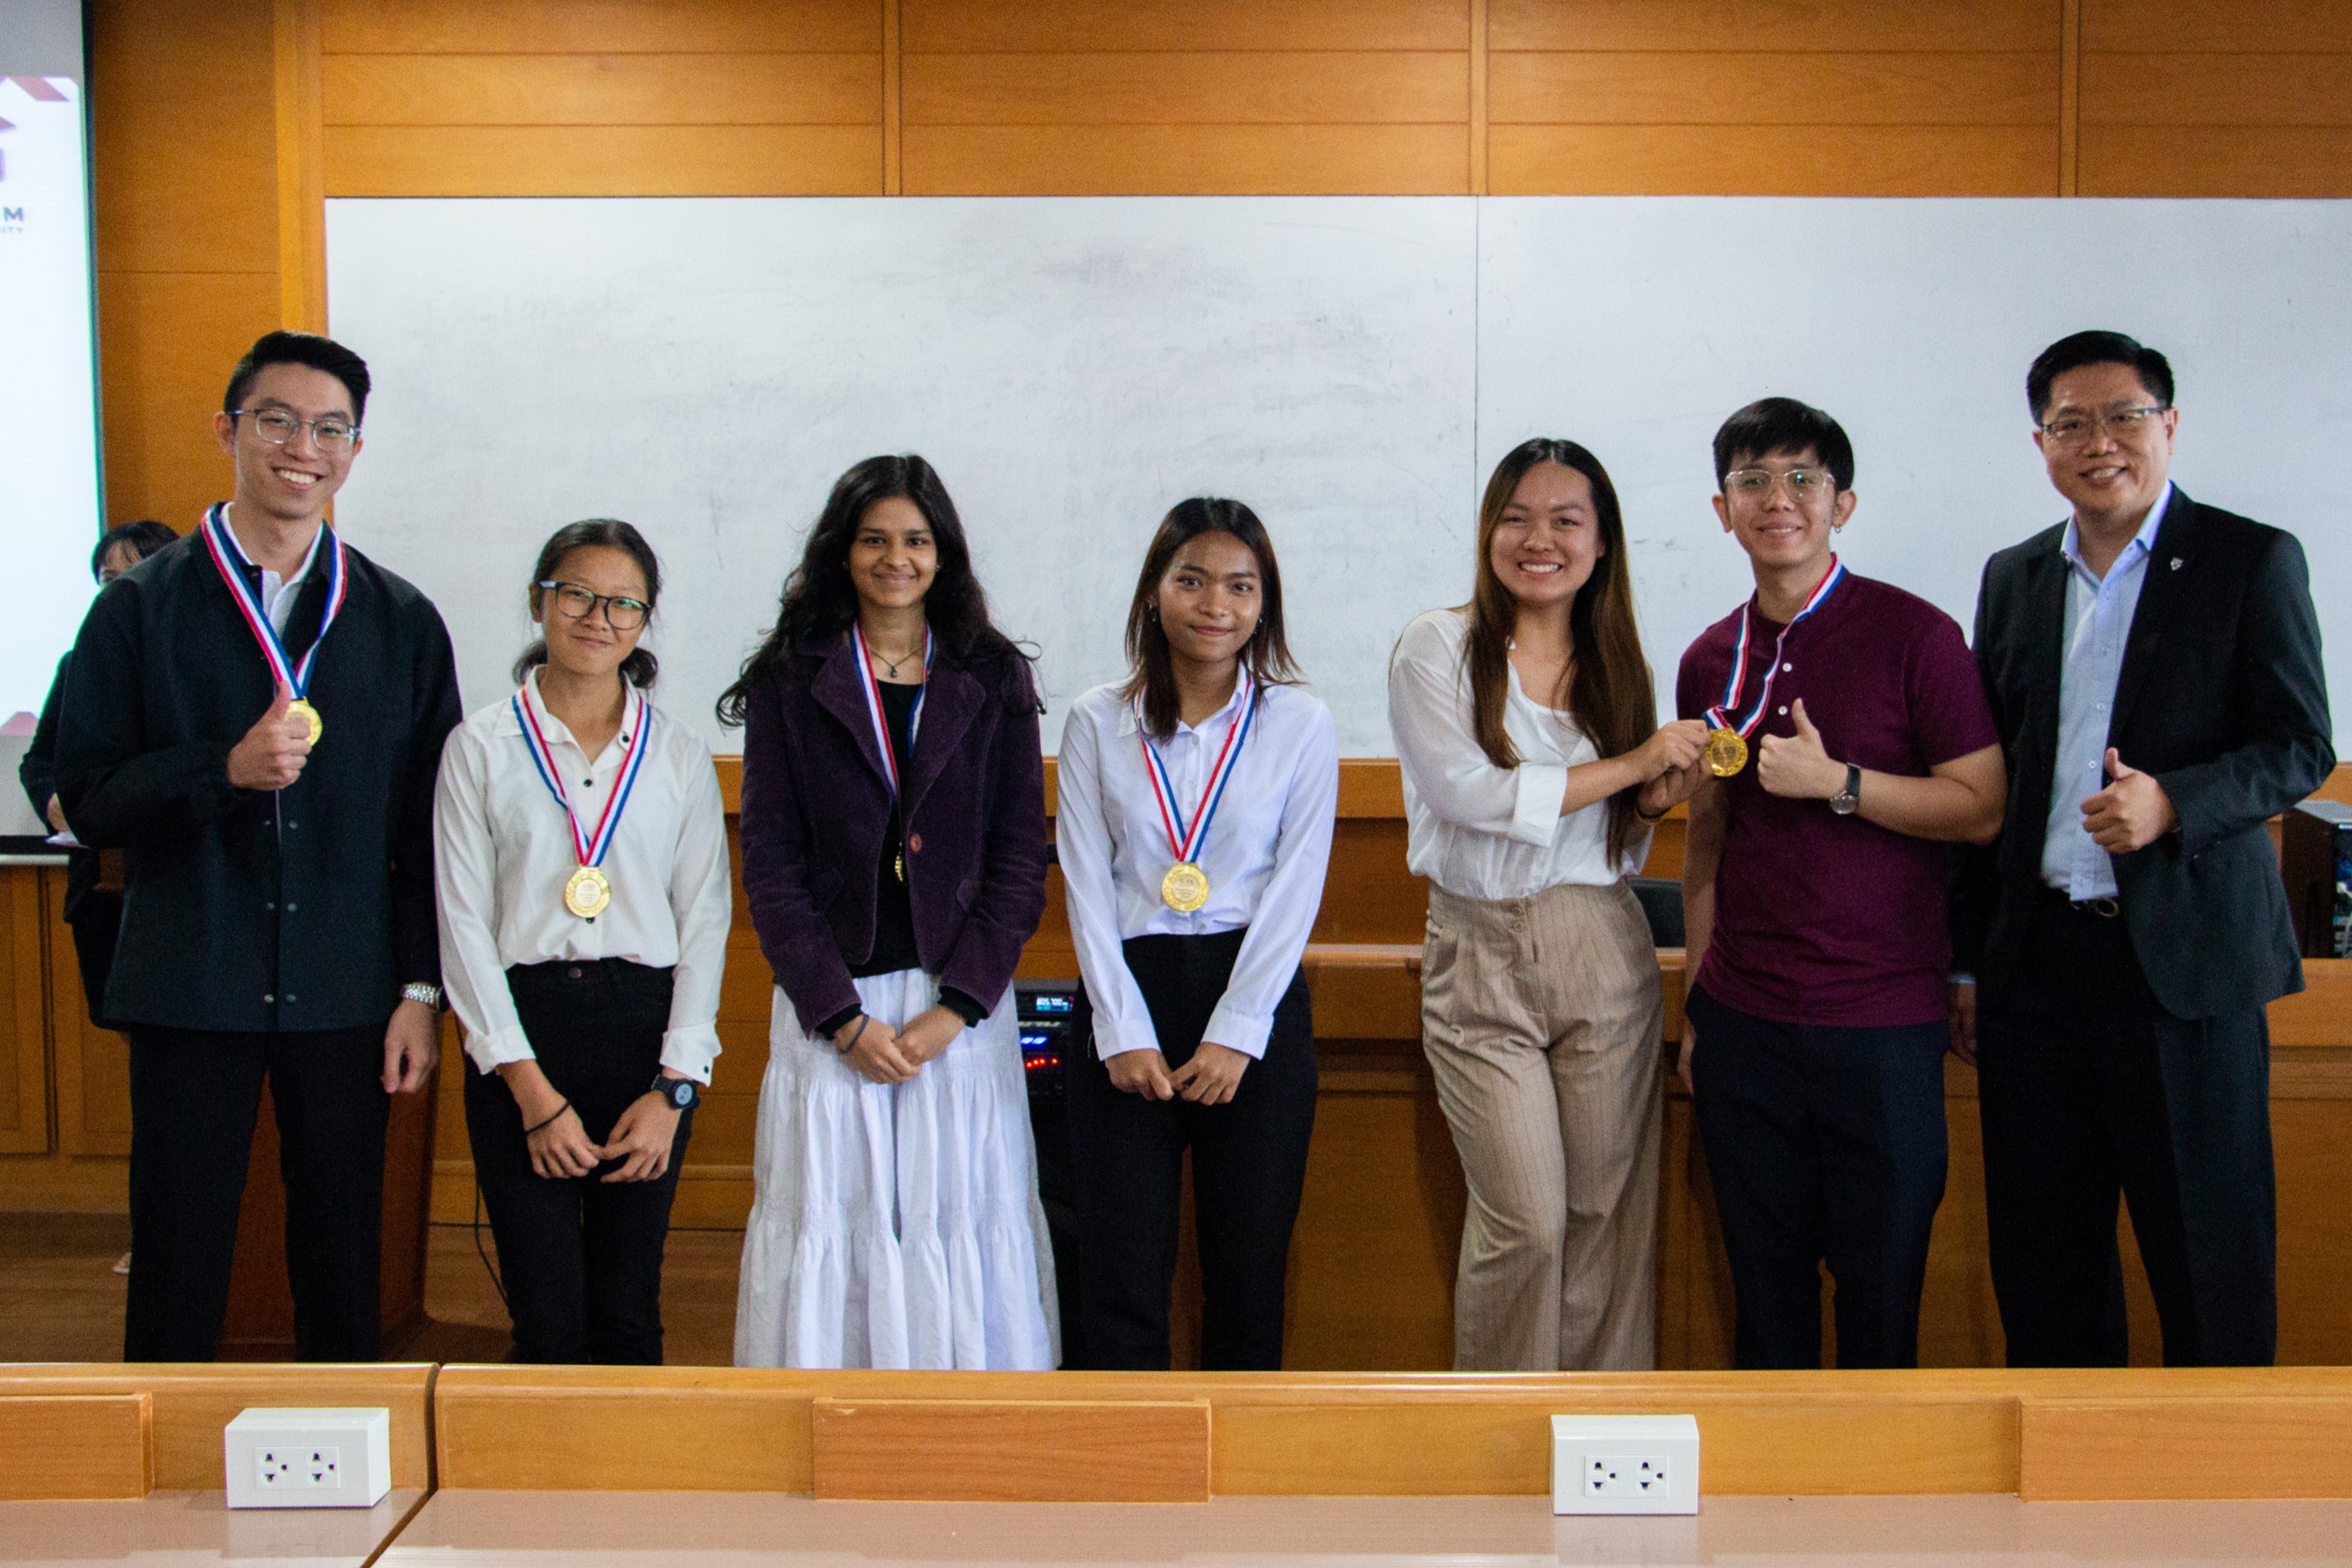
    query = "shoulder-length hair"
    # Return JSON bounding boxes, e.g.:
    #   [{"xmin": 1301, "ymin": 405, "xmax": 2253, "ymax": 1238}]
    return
[
  {"xmin": 717, "ymin": 453, "xmax": 1031, "ymax": 727},
  {"xmin": 1120, "ymin": 497, "xmax": 1300, "ymax": 742},
  {"xmin": 1464, "ymin": 438, "xmax": 1657, "ymax": 864},
  {"xmin": 513, "ymin": 517, "xmax": 663, "ymax": 689}
]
